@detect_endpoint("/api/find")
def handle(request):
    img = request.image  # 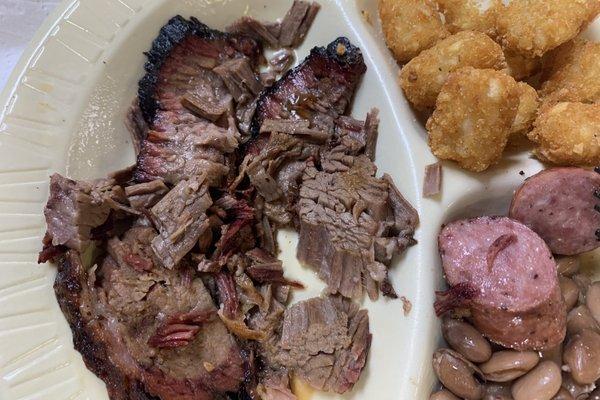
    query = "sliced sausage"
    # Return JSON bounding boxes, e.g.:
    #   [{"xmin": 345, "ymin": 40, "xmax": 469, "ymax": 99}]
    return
[
  {"xmin": 509, "ymin": 167, "xmax": 600, "ymax": 256},
  {"xmin": 438, "ymin": 216, "xmax": 566, "ymax": 350}
]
